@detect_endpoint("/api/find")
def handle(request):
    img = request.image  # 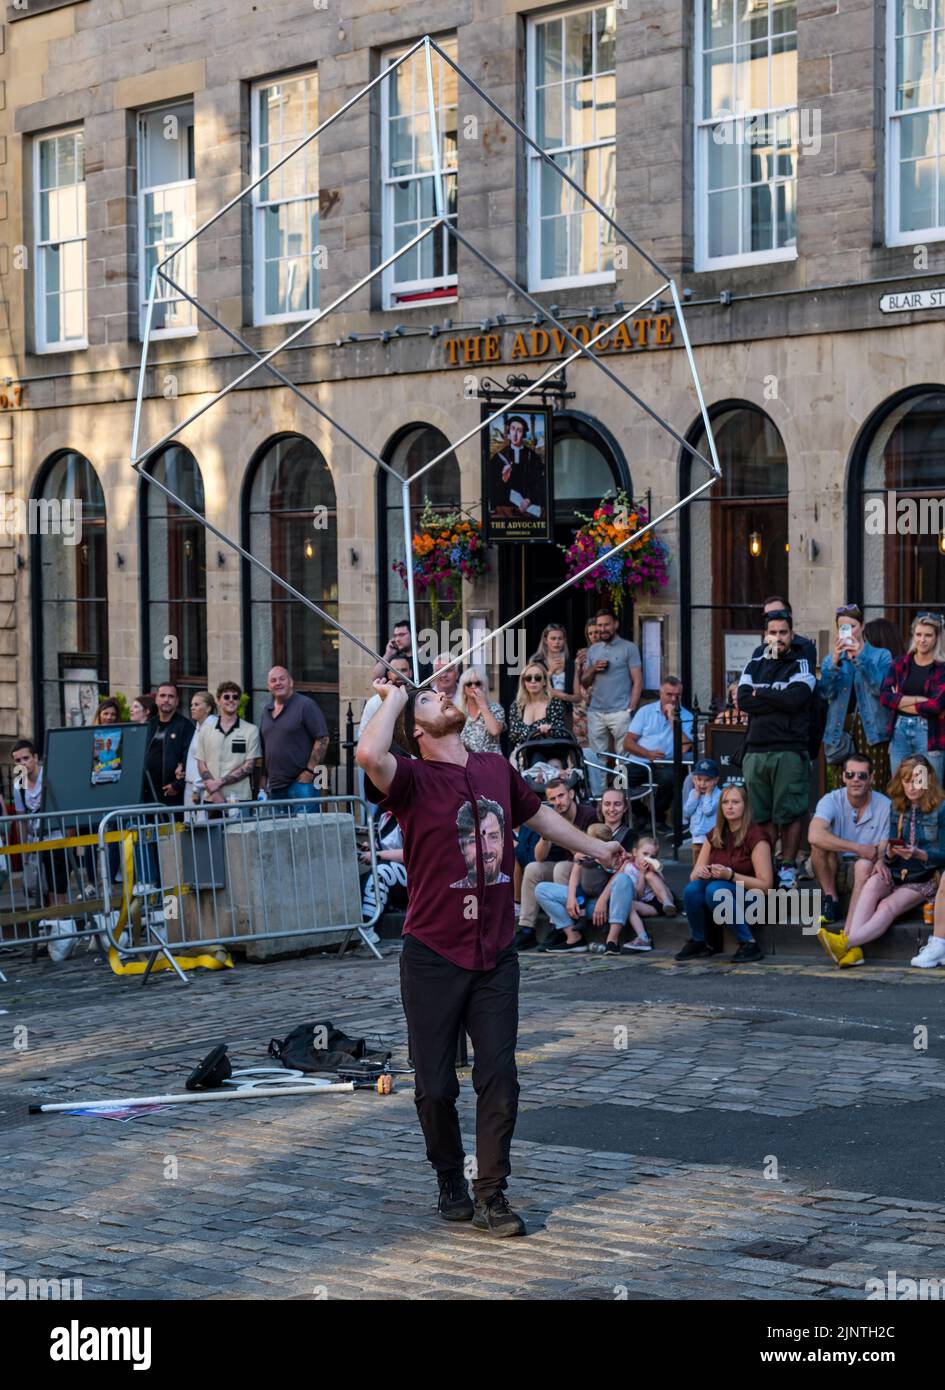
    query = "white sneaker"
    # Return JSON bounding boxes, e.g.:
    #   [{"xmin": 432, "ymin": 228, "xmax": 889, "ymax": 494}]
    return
[
  {"xmin": 911, "ymin": 937, "xmax": 945, "ymax": 968},
  {"xmin": 777, "ymin": 865, "xmax": 797, "ymax": 889},
  {"xmin": 361, "ymin": 926, "xmax": 380, "ymax": 946}
]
